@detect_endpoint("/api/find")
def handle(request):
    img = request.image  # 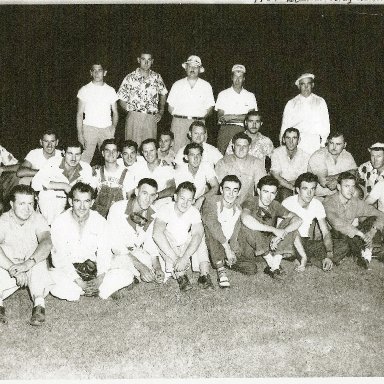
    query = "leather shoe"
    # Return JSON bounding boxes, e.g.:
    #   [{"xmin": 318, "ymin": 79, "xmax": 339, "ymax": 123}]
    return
[
  {"xmin": 198, "ymin": 274, "xmax": 214, "ymax": 289},
  {"xmin": 0, "ymin": 306, "xmax": 7, "ymax": 324},
  {"xmin": 177, "ymin": 275, "xmax": 192, "ymax": 292},
  {"xmin": 29, "ymin": 305, "xmax": 45, "ymax": 326},
  {"xmin": 264, "ymin": 266, "xmax": 284, "ymax": 280},
  {"xmin": 356, "ymin": 257, "xmax": 370, "ymax": 270}
]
